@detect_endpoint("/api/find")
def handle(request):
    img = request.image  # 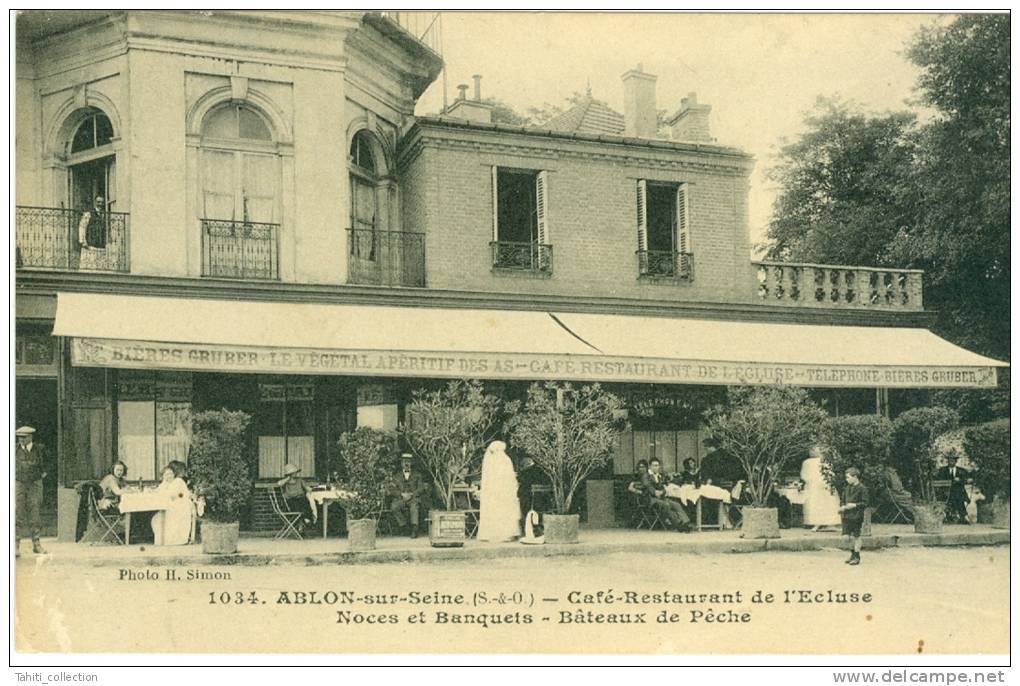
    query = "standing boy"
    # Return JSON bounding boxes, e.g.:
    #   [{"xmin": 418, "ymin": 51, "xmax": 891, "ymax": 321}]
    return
[{"xmin": 838, "ymin": 467, "xmax": 869, "ymax": 566}]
